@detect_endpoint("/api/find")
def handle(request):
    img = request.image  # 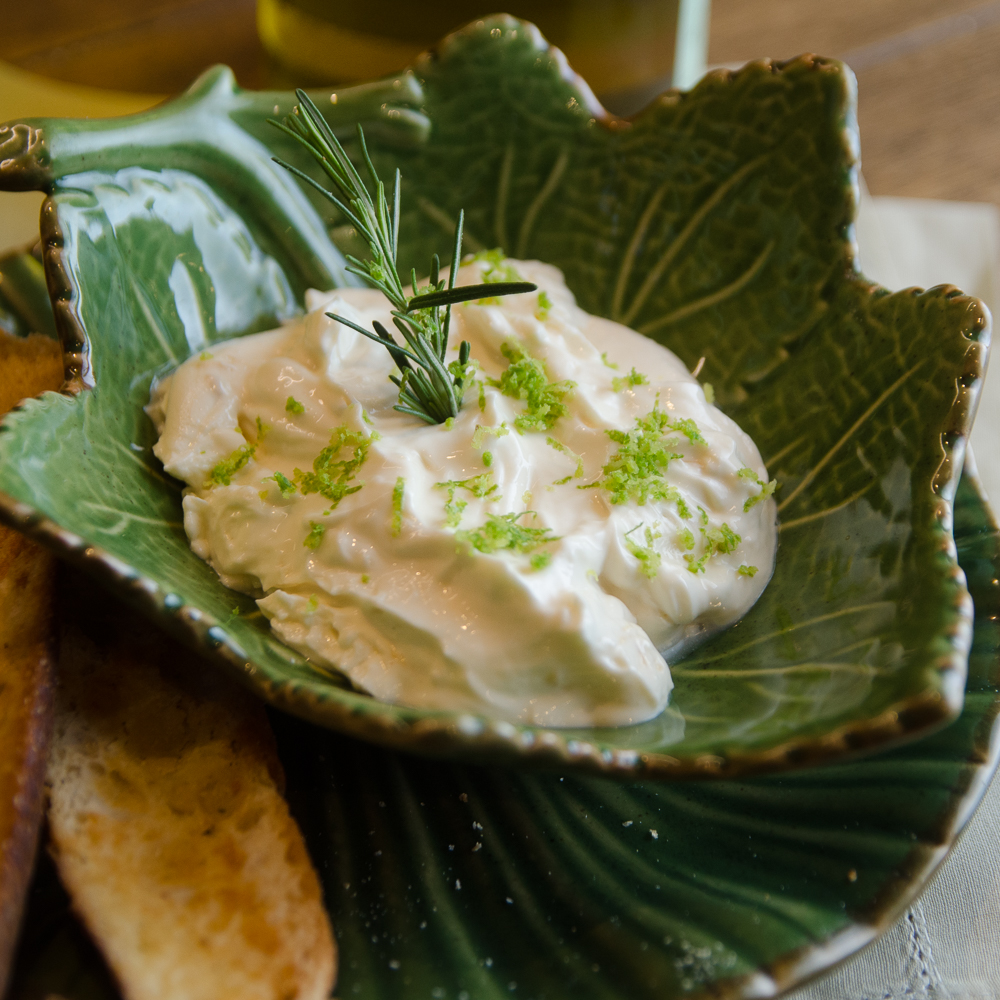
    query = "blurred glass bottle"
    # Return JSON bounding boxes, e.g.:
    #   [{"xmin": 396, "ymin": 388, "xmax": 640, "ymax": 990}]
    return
[{"xmin": 257, "ymin": 0, "xmax": 711, "ymax": 115}]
